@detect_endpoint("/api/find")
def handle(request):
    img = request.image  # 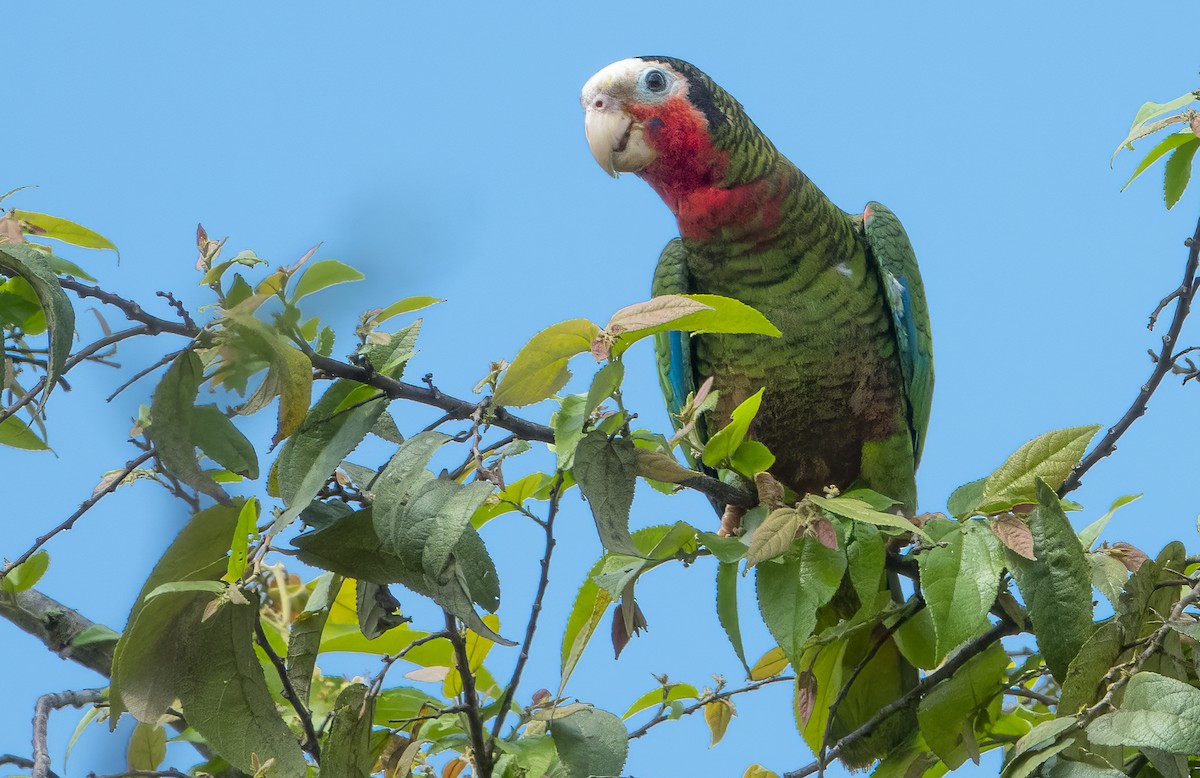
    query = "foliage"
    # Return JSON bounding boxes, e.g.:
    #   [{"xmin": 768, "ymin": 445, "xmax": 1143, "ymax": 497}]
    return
[{"xmin": 1, "ymin": 86, "xmax": 1200, "ymax": 778}]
